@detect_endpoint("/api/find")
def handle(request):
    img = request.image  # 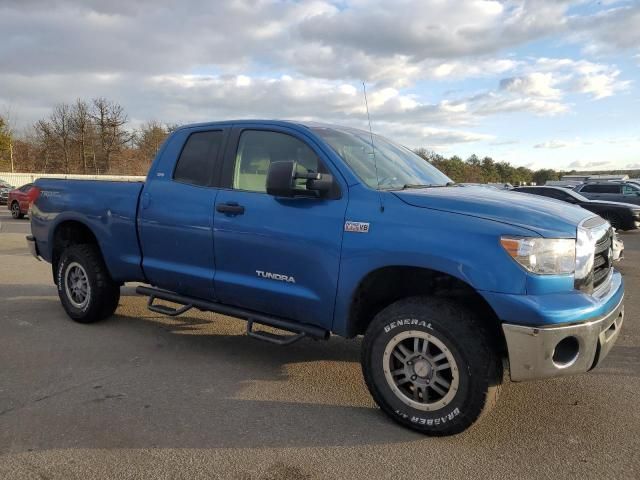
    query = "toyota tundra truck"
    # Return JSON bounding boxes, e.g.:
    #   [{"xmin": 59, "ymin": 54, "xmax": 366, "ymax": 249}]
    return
[{"xmin": 27, "ymin": 120, "xmax": 624, "ymax": 435}]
